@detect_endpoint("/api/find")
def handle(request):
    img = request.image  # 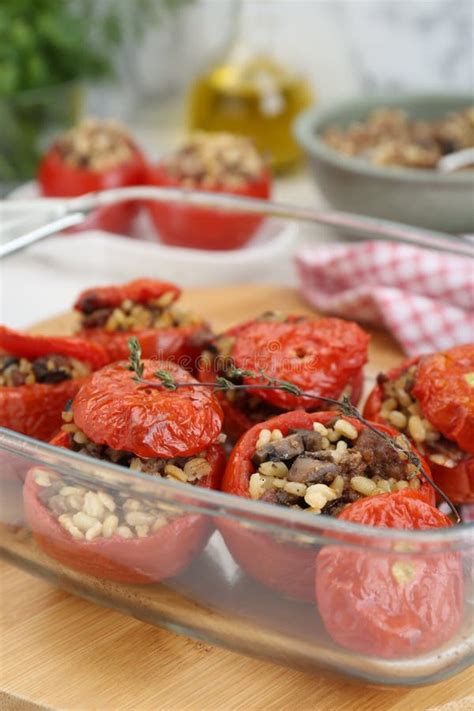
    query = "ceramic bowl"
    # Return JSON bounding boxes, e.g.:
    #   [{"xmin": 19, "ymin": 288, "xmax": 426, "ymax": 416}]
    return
[{"xmin": 294, "ymin": 94, "xmax": 474, "ymax": 234}]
